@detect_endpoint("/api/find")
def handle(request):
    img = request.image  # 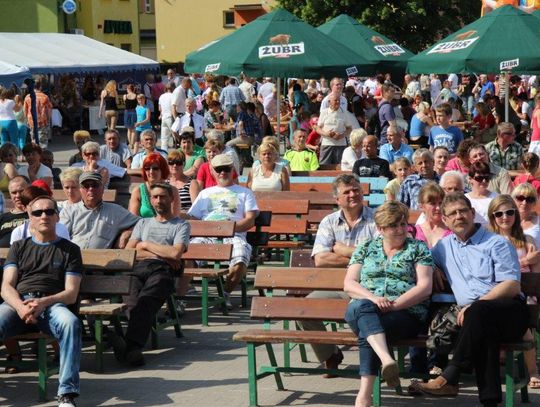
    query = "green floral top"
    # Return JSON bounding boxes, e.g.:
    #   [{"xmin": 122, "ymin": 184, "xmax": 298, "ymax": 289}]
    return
[{"xmin": 349, "ymin": 236, "xmax": 434, "ymax": 322}]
